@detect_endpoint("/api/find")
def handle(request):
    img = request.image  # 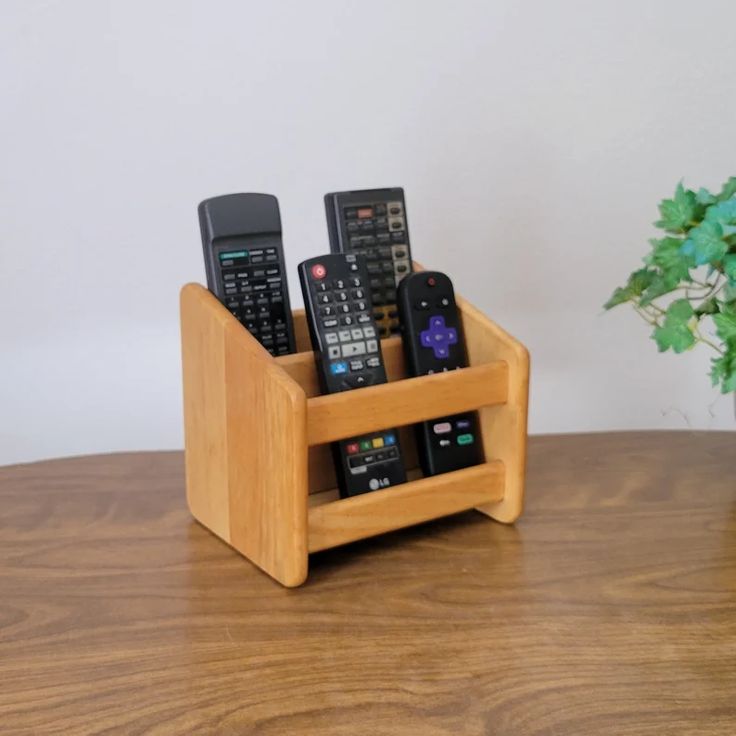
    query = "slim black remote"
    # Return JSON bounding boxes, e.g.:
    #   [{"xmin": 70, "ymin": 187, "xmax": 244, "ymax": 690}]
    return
[
  {"xmin": 324, "ymin": 187, "xmax": 413, "ymax": 338},
  {"xmin": 198, "ymin": 193, "xmax": 296, "ymax": 356},
  {"xmin": 298, "ymin": 253, "xmax": 406, "ymax": 498},
  {"xmin": 397, "ymin": 271, "xmax": 483, "ymax": 476}
]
